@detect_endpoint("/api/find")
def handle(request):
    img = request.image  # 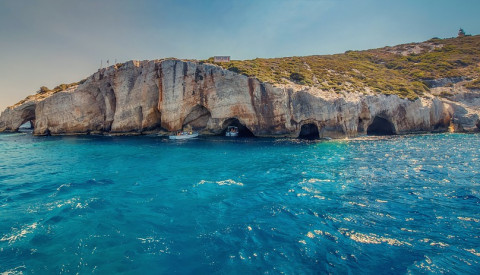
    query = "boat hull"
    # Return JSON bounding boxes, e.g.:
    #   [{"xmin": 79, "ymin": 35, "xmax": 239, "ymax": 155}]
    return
[{"xmin": 169, "ymin": 132, "xmax": 199, "ymax": 140}]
